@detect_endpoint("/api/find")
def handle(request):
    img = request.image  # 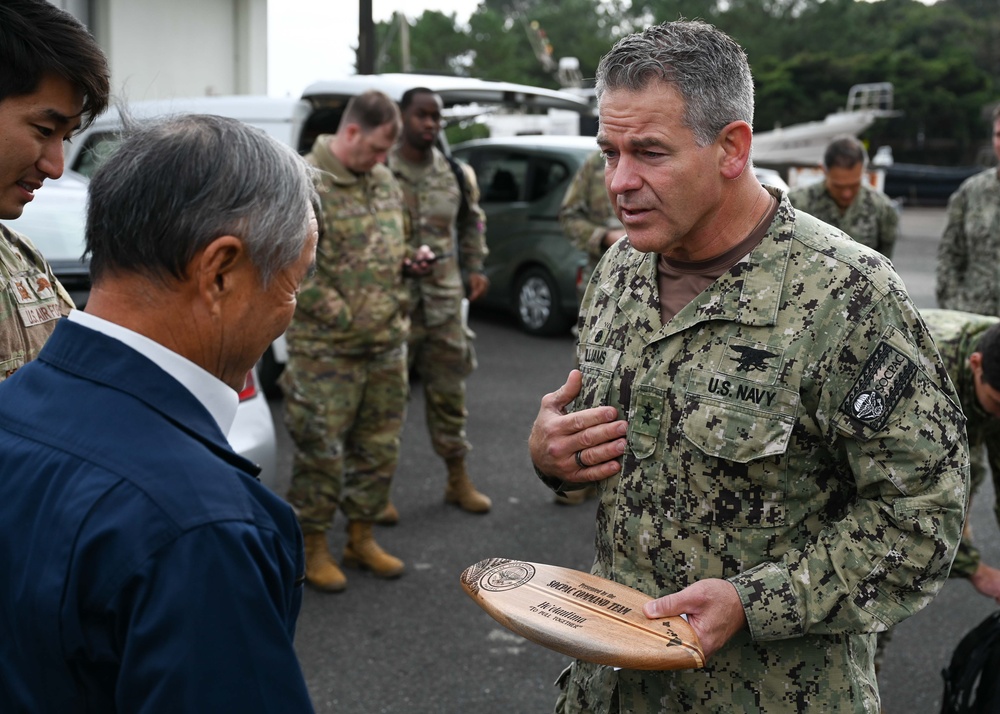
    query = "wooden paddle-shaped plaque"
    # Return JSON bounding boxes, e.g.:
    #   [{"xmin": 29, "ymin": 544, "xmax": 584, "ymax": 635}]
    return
[{"xmin": 460, "ymin": 557, "xmax": 704, "ymax": 671}]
